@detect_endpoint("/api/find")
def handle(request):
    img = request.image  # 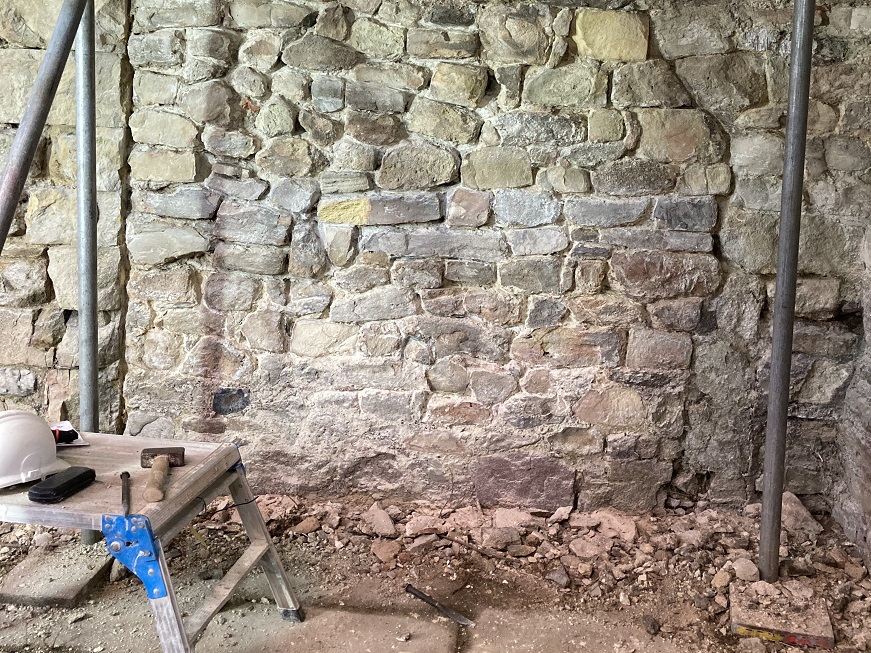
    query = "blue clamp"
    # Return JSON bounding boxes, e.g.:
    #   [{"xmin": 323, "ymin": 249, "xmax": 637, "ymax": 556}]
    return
[{"xmin": 102, "ymin": 514, "xmax": 167, "ymax": 599}]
